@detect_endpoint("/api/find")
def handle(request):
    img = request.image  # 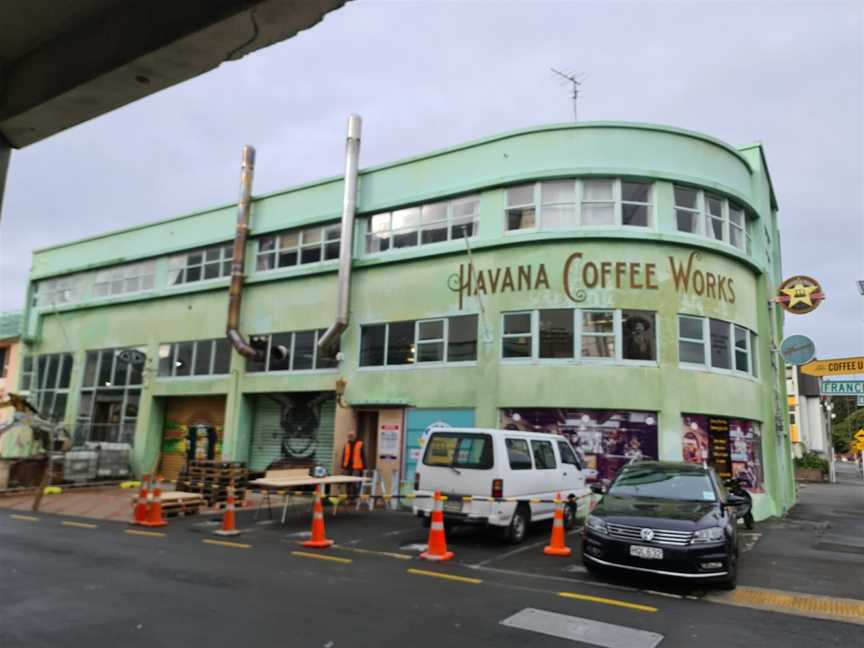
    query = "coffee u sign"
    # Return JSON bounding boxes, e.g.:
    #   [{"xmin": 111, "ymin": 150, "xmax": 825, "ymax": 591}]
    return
[{"xmin": 450, "ymin": 250, "xmax": 736, "ymax": 309}]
